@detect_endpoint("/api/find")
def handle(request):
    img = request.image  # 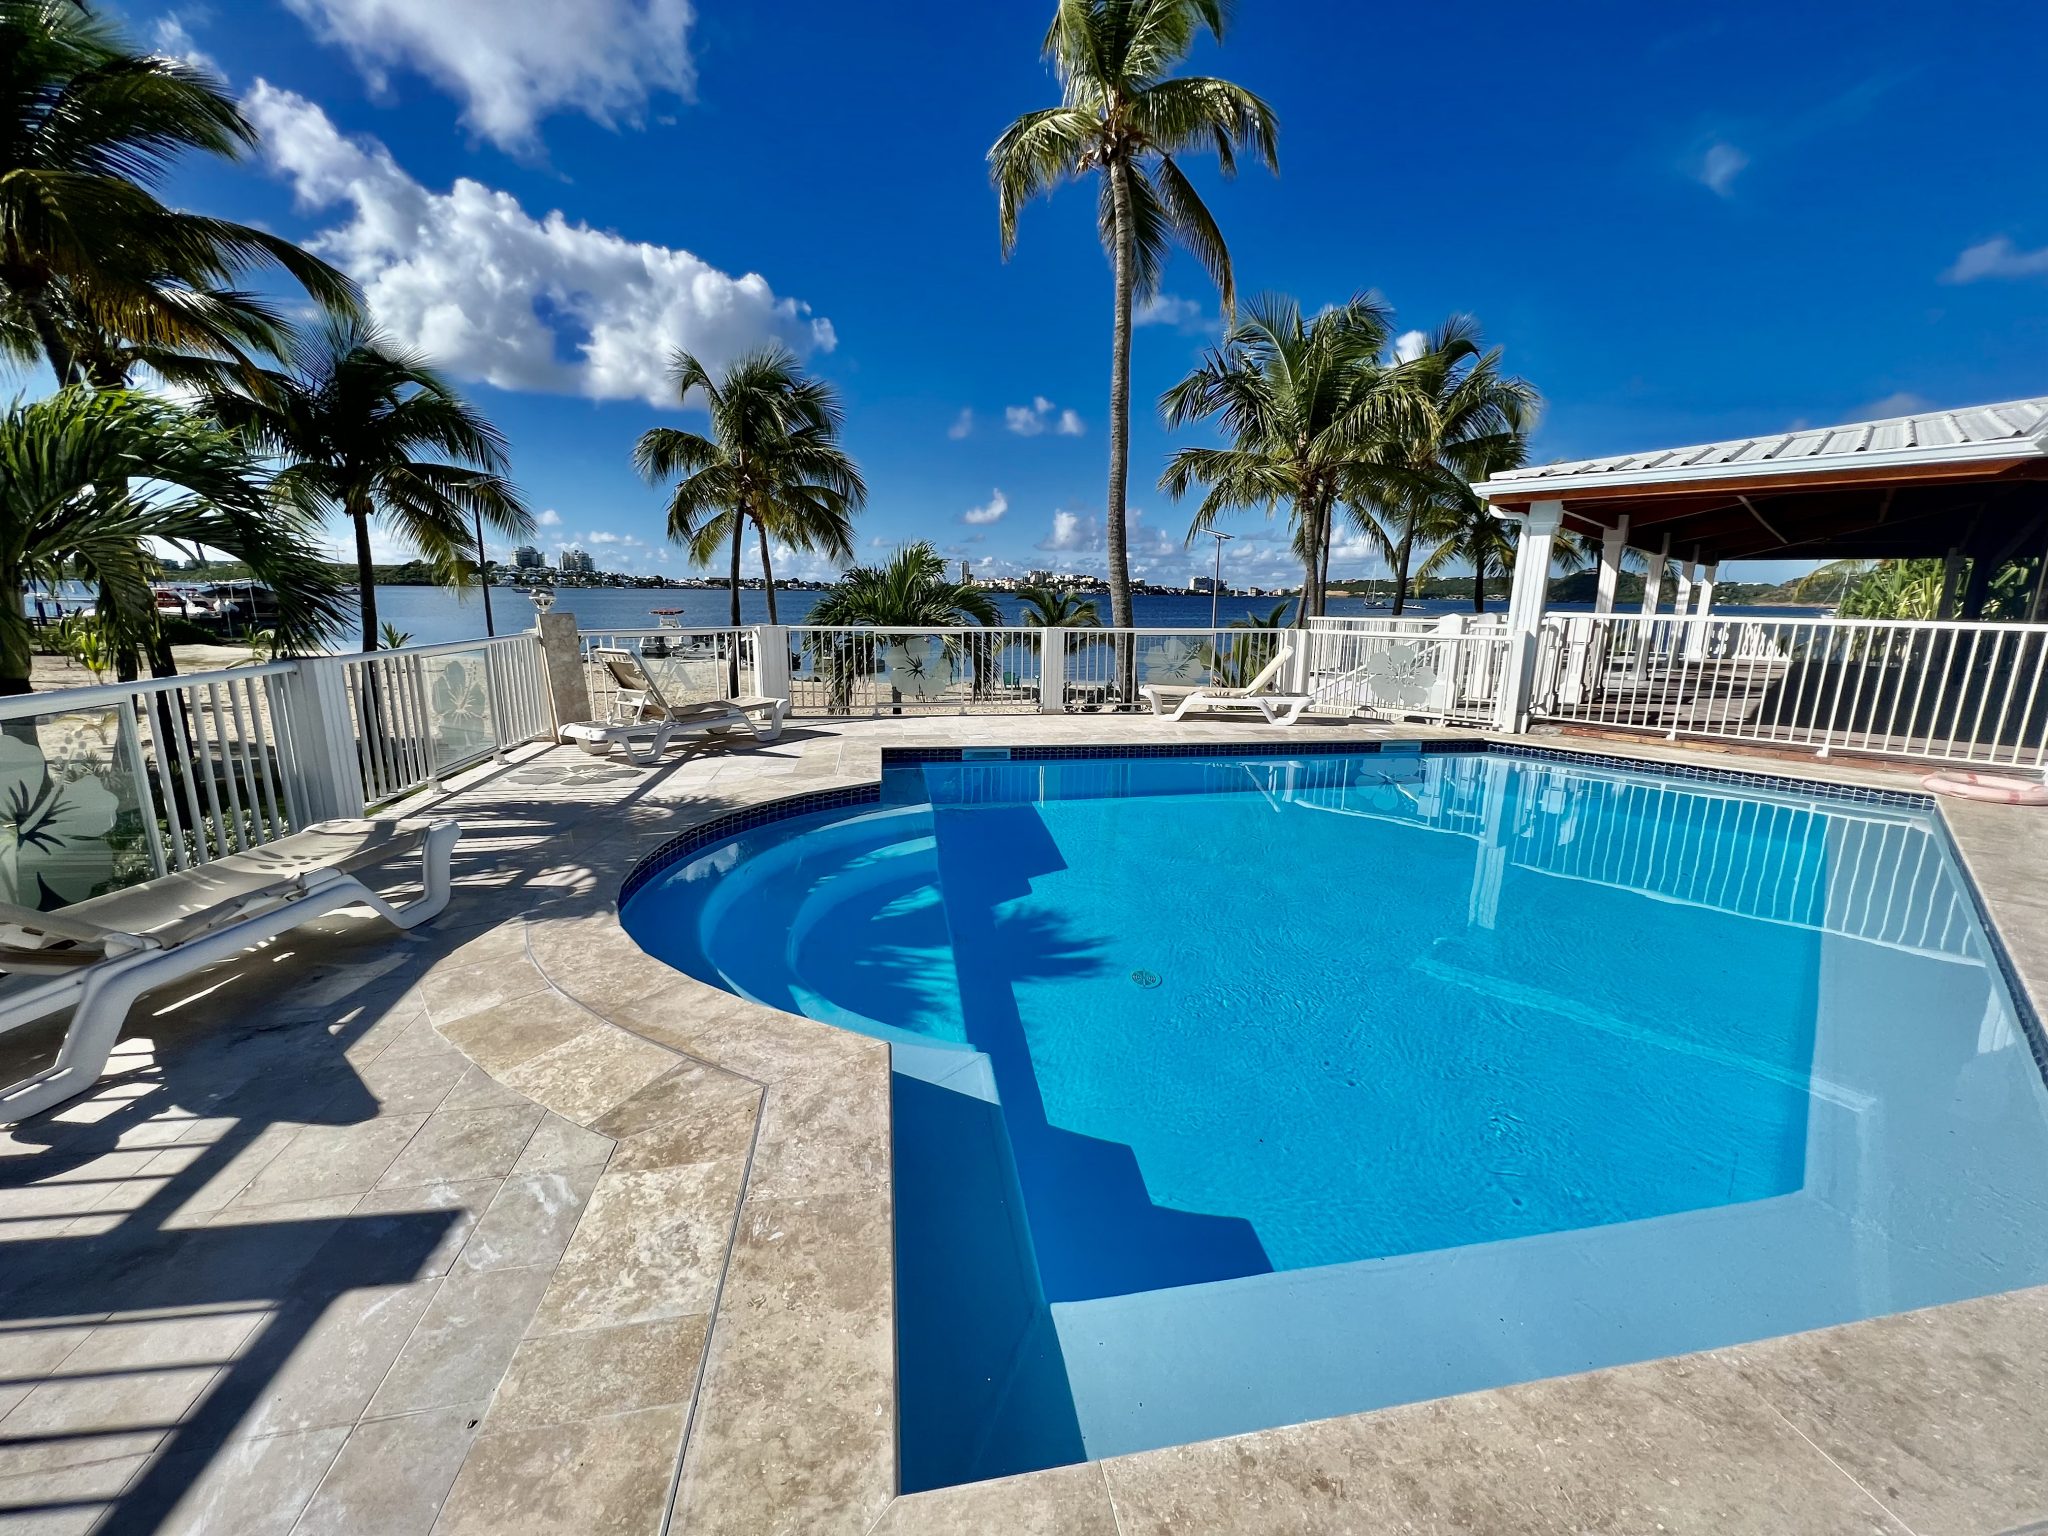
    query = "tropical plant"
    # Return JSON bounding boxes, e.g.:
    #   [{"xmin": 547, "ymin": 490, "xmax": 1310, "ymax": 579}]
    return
[
  {"xmin": 48, "ymin": 612, "xmax": 114, "ymax": 681},
  {"xmin": 1016, "ymin": 583, "xmax": 1102, "ymax": 627},
  {"xmin": 378, "ymin": 621, "xmax": 414, "ymax": 650},
  {"xmin": 0, "ymin": 388, "xmax": 348, "ymax": 694},
  {"xmin": 804, "ymin": 543, "xmax": 1000, "ymax": 712},
  {"xmin": 1355, "ymin": 317, "xmax": 1539, "ymax": 615},
  {"xmin": 0, "ymin": 0, "xmax": 356, "ymax": 387},
  {"xmin": 991, "ymin": 0, "xmax": 1278, "ymax": 631},
  {"xmin": 1160, "ymin": 294, "xmax": 1410, "ymax": 623},
  {"xmin": 1412, "ymin": 434, "xmax": 1530, "ymax": 612},
  {"xmin": 634, "ymin": 346, "xmax": 865, "ymax": 625},
  {"xmin": 205, "ymin": 319, "xmax": 530, "ymax": 650},
  {"xmin": 1199, "ymin": 597, "xmax": 1290, "ymax": 684}
]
